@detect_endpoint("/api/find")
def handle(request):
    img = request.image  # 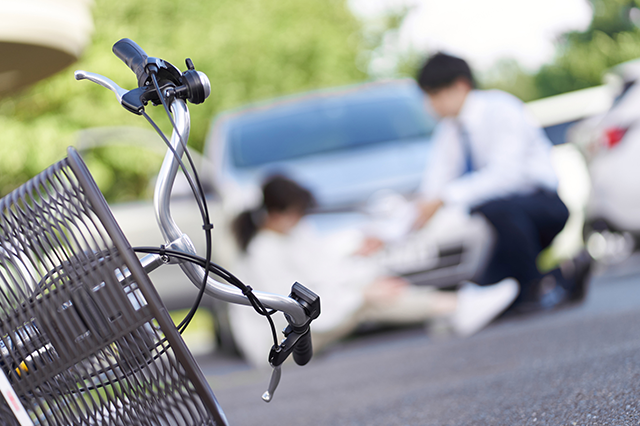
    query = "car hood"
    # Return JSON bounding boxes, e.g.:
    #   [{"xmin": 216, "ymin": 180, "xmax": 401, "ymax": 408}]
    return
[{"xmin": 221, "ymin": 136, "xmax": 432, "ymax": 211}]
